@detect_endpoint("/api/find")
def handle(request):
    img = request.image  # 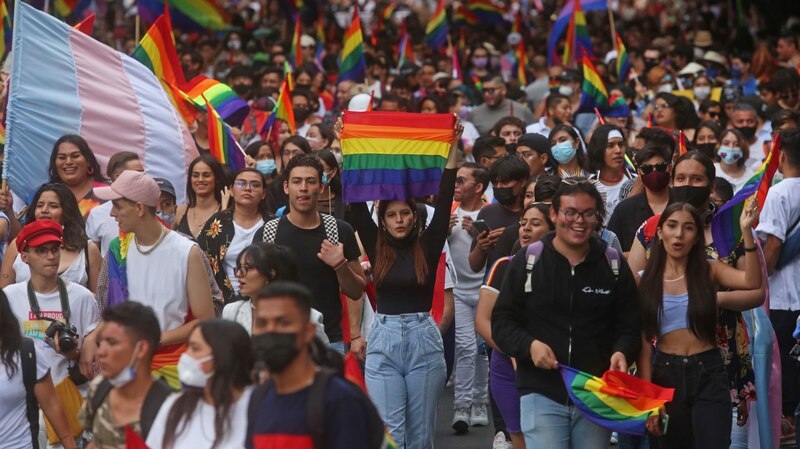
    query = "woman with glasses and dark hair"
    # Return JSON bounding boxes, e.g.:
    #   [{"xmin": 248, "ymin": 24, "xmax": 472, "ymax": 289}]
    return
[
  {"xmin": 174, "ymin": 154, "xmax": 228, "ymax": 239},
  {"xmin": 146, "ymin": 319, "xmax": 254, "ymax": 449},
  {"xmin": 653, "ymin": 93, "xmax": 700, "ymax": 140},
  {"xmin": 197, "ymin": 168, "xmax": 271, "ymax": 304},
  {"xmin": 221, "ymin": 242, "xmax": 328, "ymax": 342},
  {"xmin": 0, "ymin": 183, "xmax": 101, "ymax": 291},
  {"xmin": 48, "ymin": 134, "xmax": 108, "ymax": 217}
]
